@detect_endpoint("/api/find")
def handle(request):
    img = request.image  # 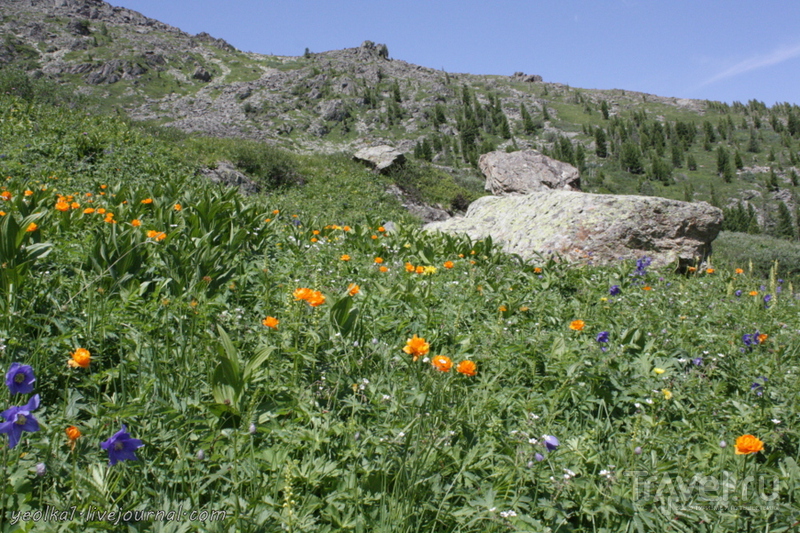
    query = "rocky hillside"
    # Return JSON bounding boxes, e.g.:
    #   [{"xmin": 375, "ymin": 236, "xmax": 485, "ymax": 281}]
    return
[{"xmin": 2, "ymin": 0, "xmax": 800, "ymax": 238}]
